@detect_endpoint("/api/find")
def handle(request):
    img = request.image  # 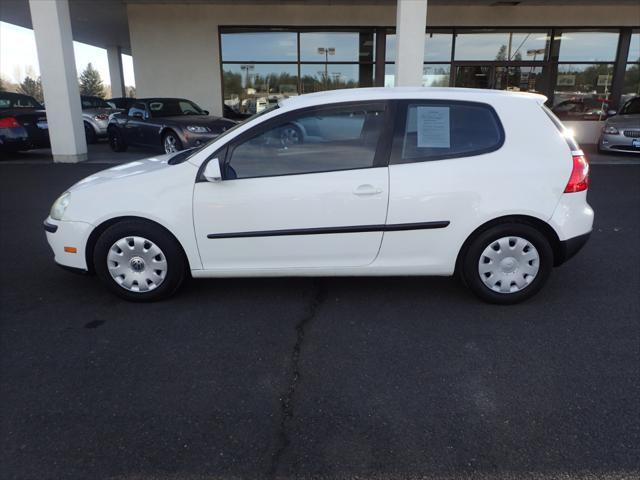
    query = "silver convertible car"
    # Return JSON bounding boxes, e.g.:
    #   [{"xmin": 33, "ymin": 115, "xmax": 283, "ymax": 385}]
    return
[{"xmin": 599, "ymin": 96, "xmax": 640, "ymax": 154}]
